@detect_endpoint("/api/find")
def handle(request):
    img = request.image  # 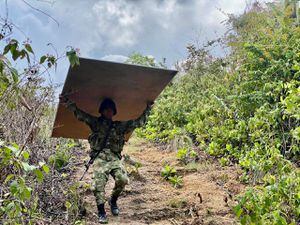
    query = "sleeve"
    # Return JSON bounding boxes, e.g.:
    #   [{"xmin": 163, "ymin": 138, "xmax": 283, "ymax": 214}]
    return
[
  {"xmin": 121, "ymin": 105, "xmax": 152, "ymax": 133},
  {"xmin": 65, "ymin": 99, "xmax": 96, "ymax": 127}
]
